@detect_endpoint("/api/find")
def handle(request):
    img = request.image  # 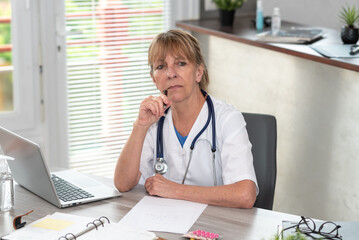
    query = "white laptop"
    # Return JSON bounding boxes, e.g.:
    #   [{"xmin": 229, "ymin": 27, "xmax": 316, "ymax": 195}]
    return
[{"xmin": 0, "ymin": 126, "xmax": 121, "ymax": 208}]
